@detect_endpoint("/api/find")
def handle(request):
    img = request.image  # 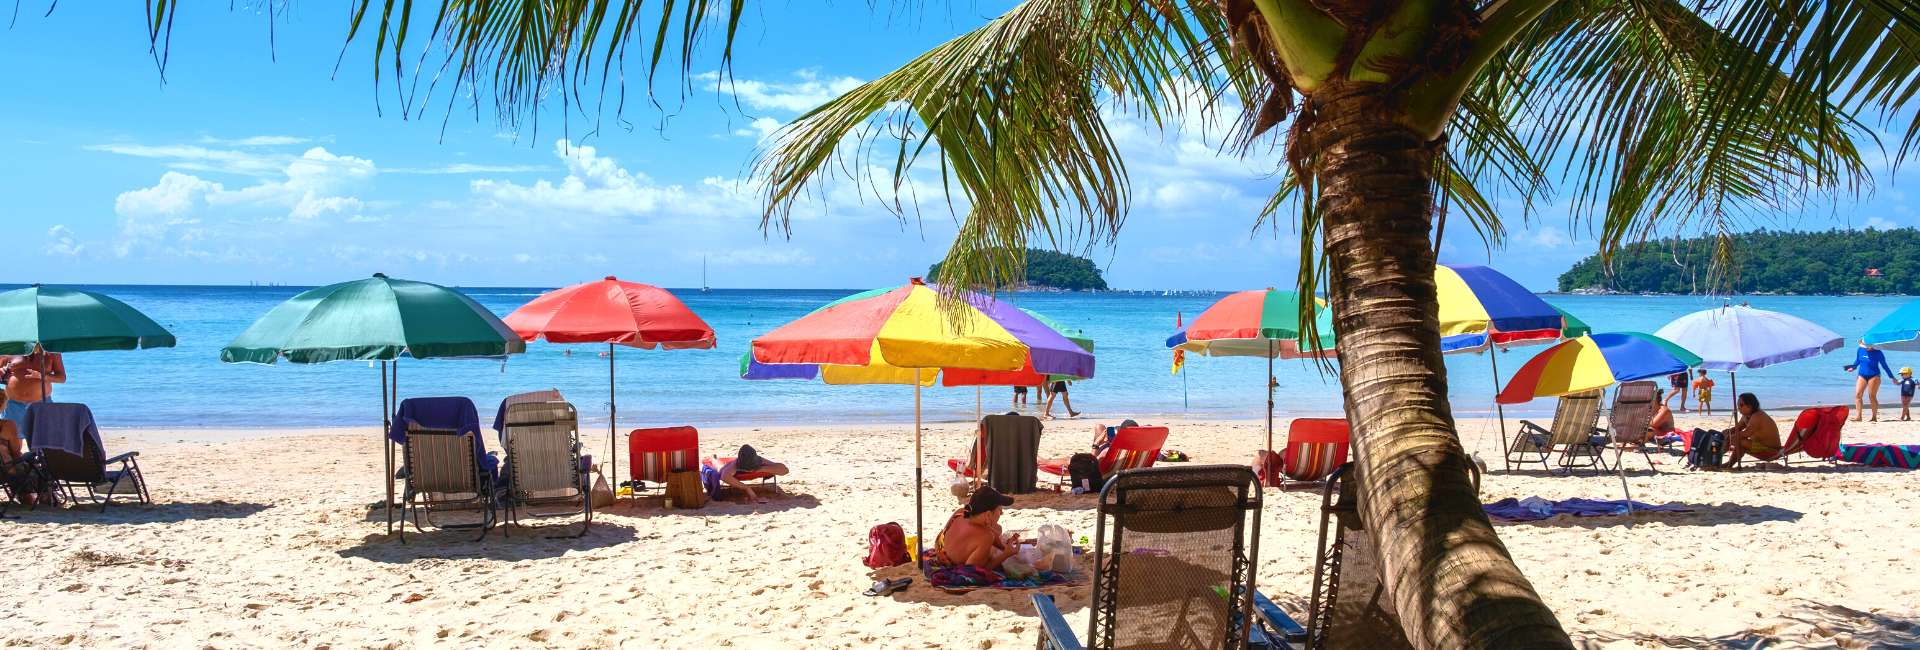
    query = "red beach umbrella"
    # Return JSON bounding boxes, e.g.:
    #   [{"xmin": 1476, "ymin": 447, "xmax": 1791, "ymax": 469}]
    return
[{"xmin": 505, "ymin": 276, "xmax": 716, "ymax": 482}]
